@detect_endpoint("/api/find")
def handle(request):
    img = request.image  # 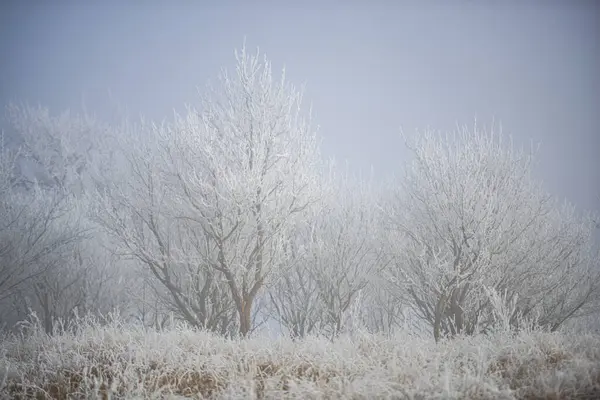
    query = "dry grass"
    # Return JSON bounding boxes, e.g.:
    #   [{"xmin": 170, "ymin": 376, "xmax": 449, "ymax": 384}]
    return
[{"xmin": 1, "ymin": 315, "xmax": 599, "ymax": 399}]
